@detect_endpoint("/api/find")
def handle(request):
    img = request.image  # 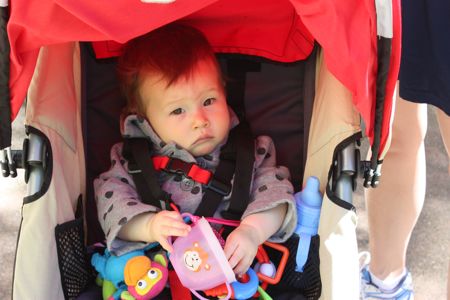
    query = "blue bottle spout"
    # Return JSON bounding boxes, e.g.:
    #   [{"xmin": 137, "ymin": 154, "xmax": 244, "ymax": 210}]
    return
[{"xmin": 294, "ymin": 176, "xmax": 322, "ymax": 272}]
